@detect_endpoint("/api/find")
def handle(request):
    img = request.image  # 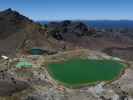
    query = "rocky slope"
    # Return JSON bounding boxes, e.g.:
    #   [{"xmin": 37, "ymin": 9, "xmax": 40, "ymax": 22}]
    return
[
  {"xmin": 47, "ymin": 20, "xmax": 133, "ymax": 48},
  {"xmin": 47, "ymin": 20, "xmax": 94, "ymax": 40},
  {"xmin": 103, "ymin": 47, "xmax": 133, "ymax": 61},
  {"xmin": 0, "ymin": 8, "xmax": 62, "ymax": 57},
  {"xmin": 0, "ymin": 8, "xmax": 133, "ymax": 60},
  {"xmin": 47, "ymin": 20, "xmax": 133, "ymax": 60}
]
